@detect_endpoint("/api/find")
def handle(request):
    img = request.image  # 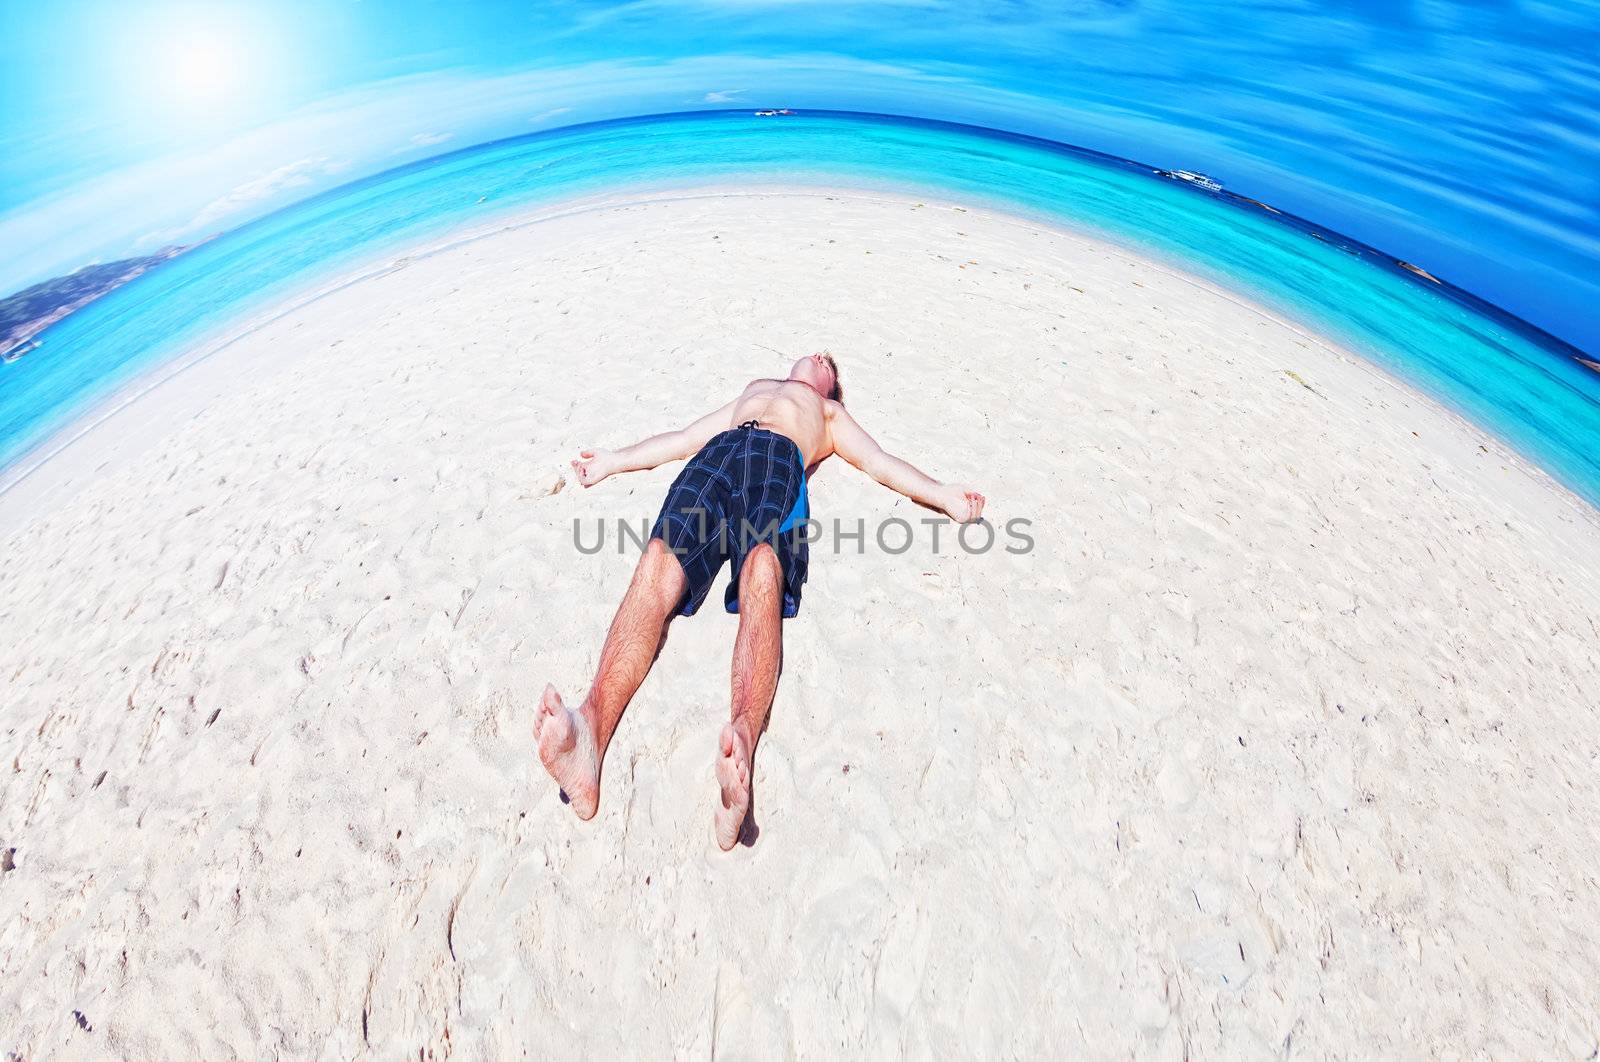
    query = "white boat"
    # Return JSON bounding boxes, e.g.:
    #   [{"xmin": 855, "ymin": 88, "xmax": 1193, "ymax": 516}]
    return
[
  {"xmin": 1, "ymin": 338, "xmax": 40, "ymax": 363},
  {"xmin": 1169, "ymin": 169, "xmax": 1223, "ymax": 192}
]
